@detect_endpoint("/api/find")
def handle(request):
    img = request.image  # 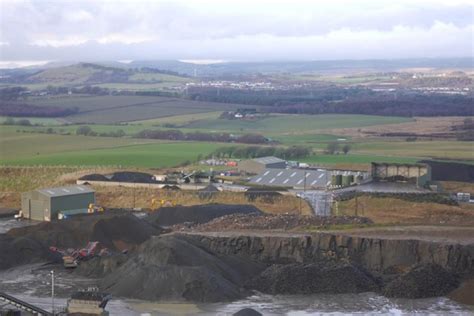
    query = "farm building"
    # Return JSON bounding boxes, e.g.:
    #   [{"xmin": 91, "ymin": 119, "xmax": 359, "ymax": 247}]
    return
[
  {"xmin": 370, "ymin": 162, "xmax": 432, "ymax": 187},
  {"xmin": 21, "ymin": 185, "xmax": 95, "ymax": 221},
  {"xmin": 239, "ymin": 156, "xmax": 287, "ymax": 174},
  {"xmin": 249, "ymin": 168, "xmax": 329, "ymax": 189}
]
